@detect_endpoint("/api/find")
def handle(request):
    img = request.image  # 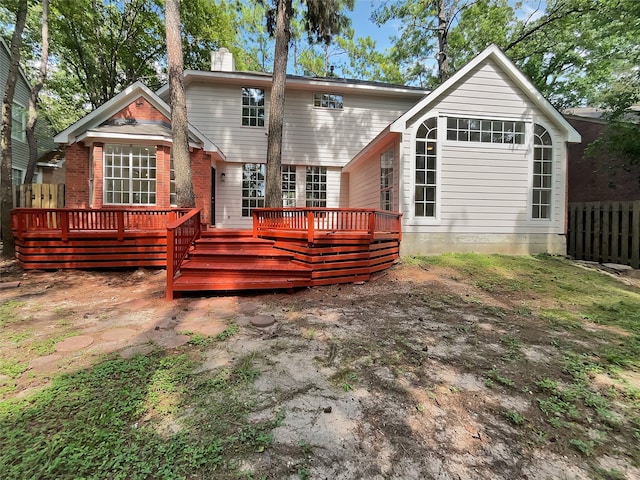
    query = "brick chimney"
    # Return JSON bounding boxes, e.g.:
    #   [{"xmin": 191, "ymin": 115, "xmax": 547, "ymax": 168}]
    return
[{"xmin": 211, "ymin": 48, "xmax": 235, "ymax": 72}]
